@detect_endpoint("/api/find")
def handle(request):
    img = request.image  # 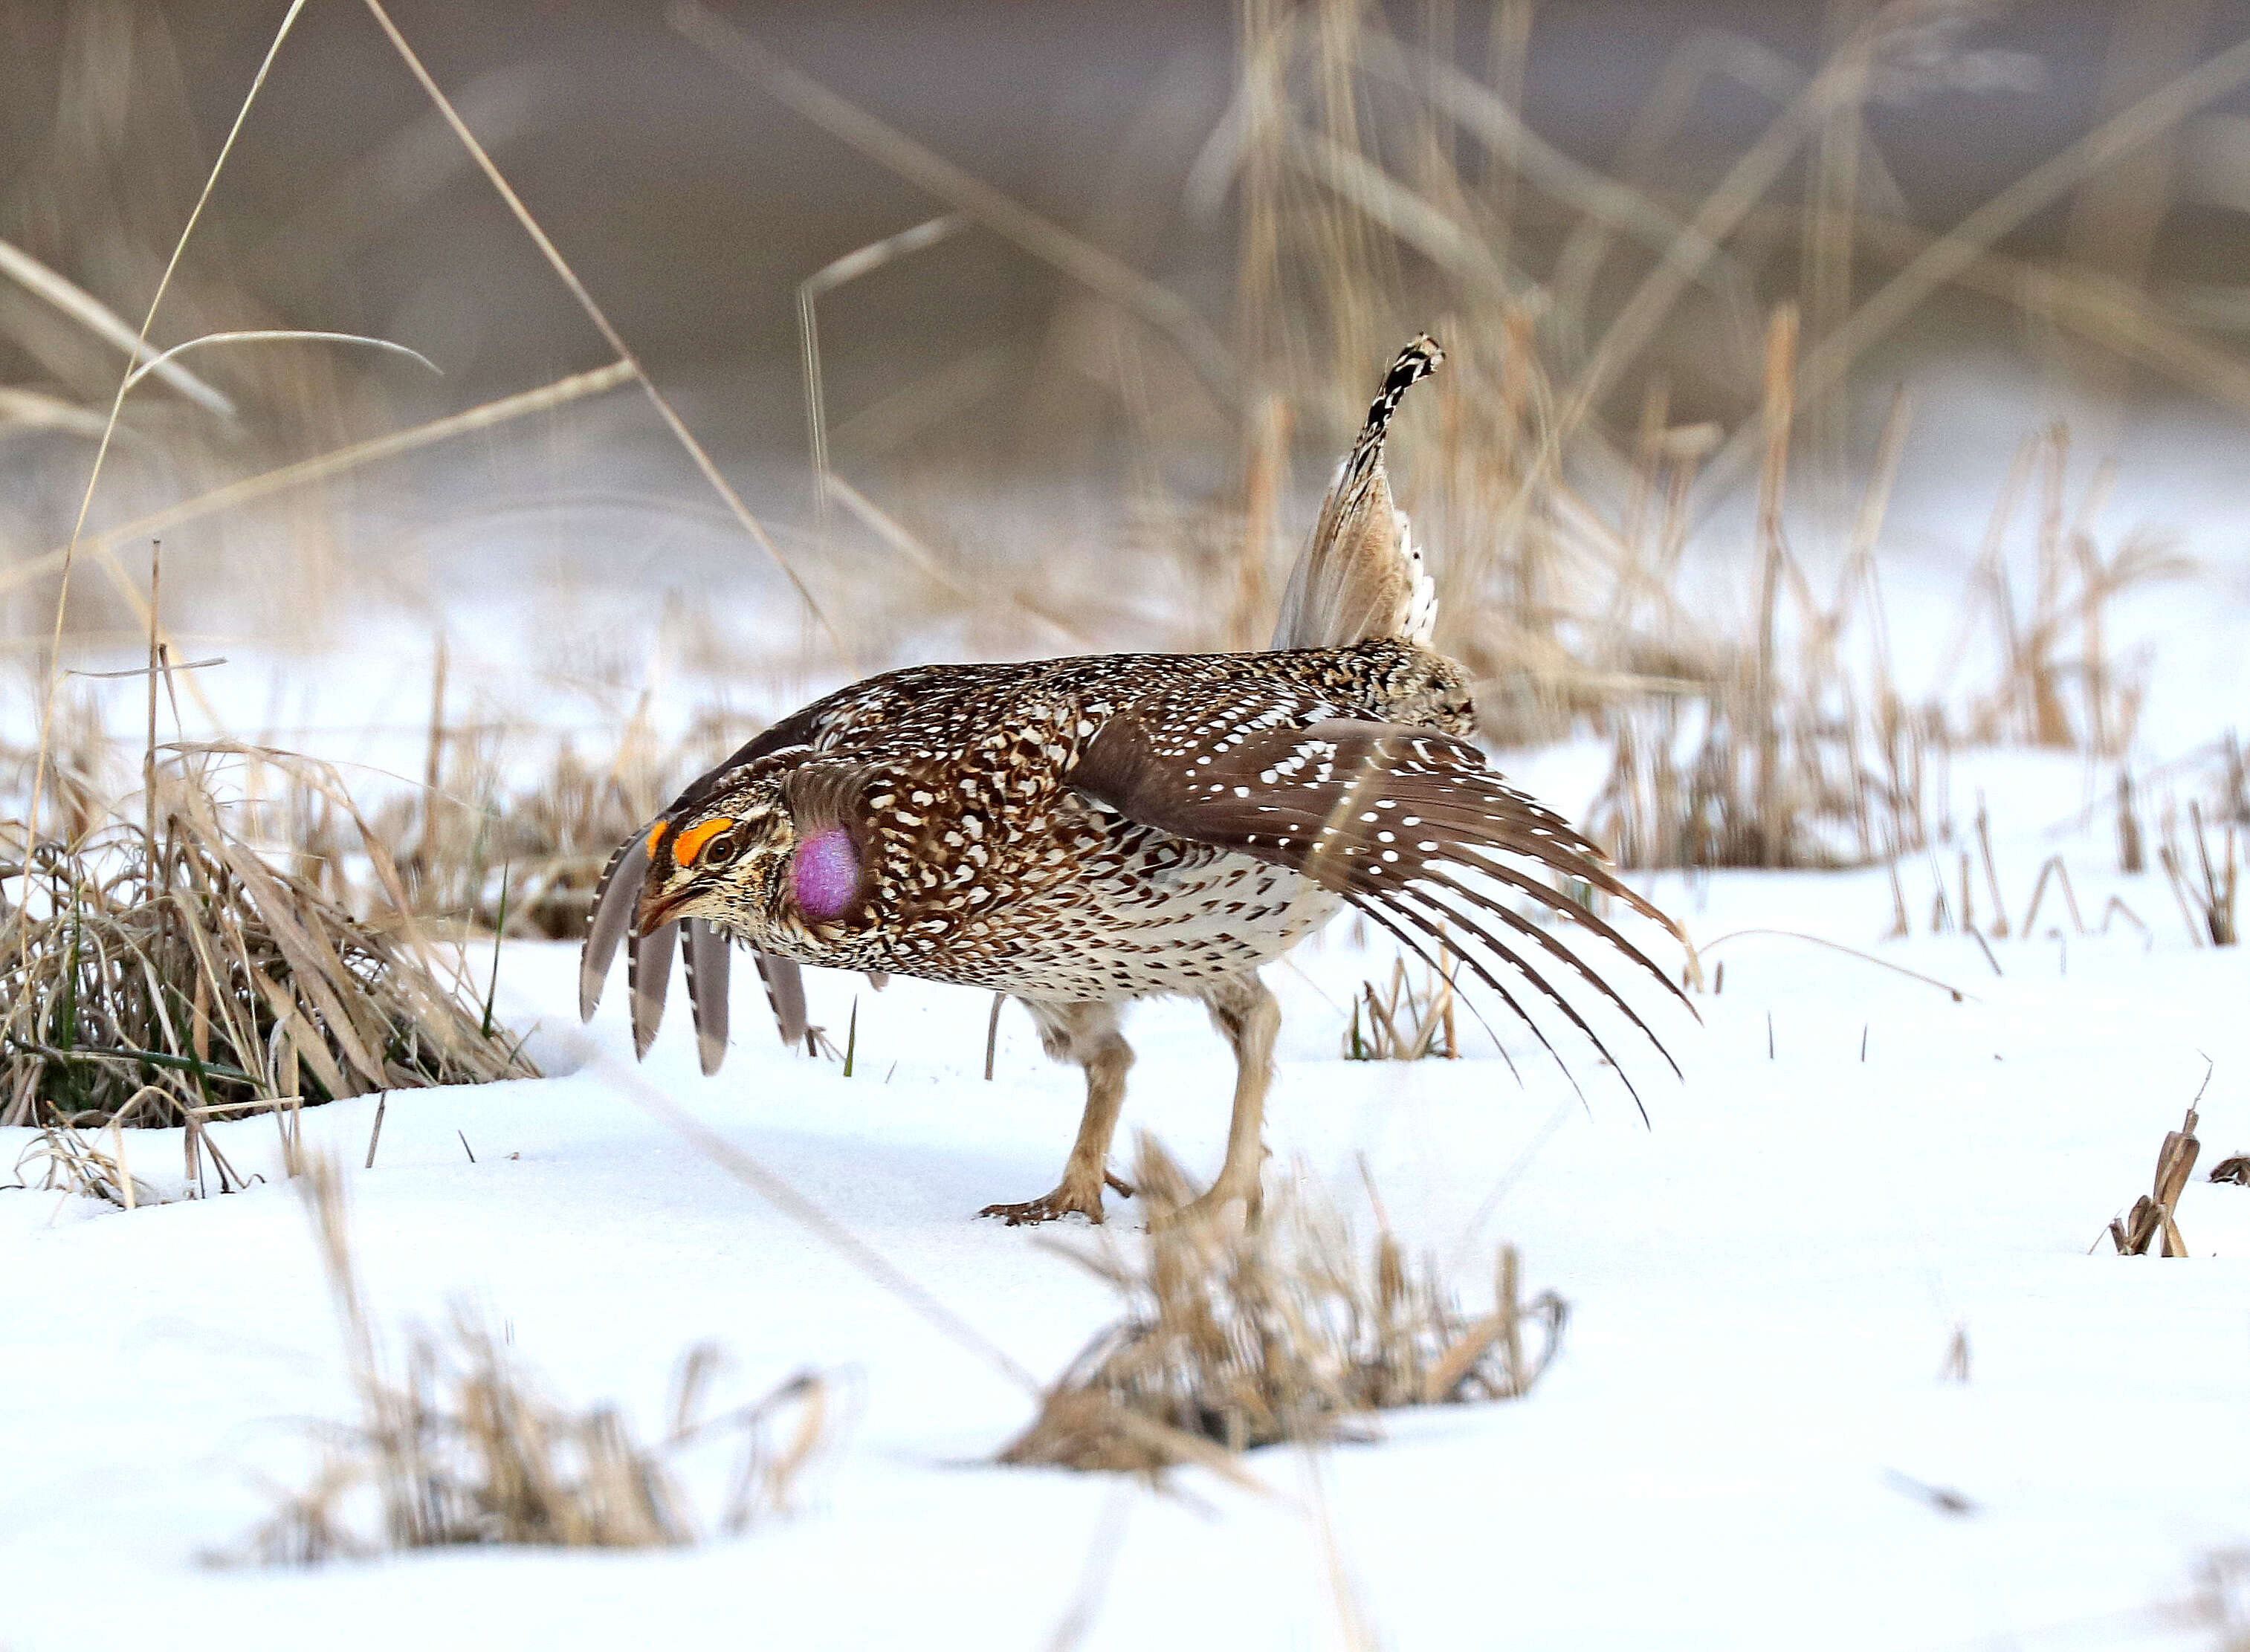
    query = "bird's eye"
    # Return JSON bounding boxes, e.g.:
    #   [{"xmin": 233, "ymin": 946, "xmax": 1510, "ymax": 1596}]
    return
[
  {"xmin": 699, "ymin": 826, "xmax": 744, "ymax": 869},
  {"xmin": 670, "ymin": 815, "xmax": 740, "ymax": 869}
]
